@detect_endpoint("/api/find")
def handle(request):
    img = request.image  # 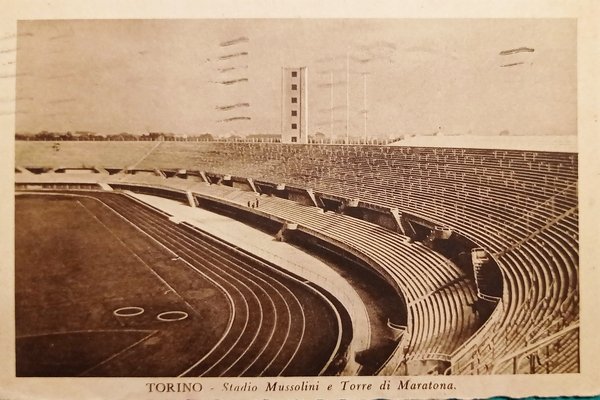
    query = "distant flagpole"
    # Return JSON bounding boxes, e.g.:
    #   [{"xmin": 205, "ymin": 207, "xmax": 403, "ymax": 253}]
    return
[
  {"xmin": 363, "ymin": 72, "xmax": 368, "ymax": 142},
  {"xmin": 305, "ymin": 67, "xmax": 309, "ymax": 143},
  {"xmin": 330, "ymin": 71, "xmax": 334, "ymax": 140},
  {"xmin": 280, "ymin": 67, "xmax": 284, "ymax": 135},
  {"xmin": 346, "ymin": 49, "xmax": 350, "ymax": 144}
]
